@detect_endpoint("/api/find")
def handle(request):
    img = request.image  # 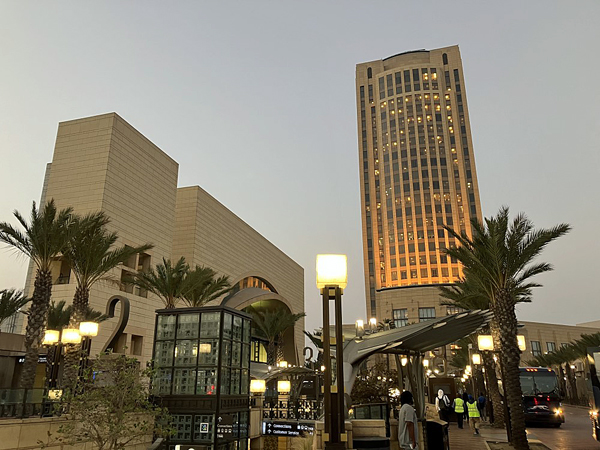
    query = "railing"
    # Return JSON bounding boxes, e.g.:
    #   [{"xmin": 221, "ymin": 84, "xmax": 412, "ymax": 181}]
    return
[{"xmin": 0, "ymin": 388, "xmax": 61, "ymax": 419}]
